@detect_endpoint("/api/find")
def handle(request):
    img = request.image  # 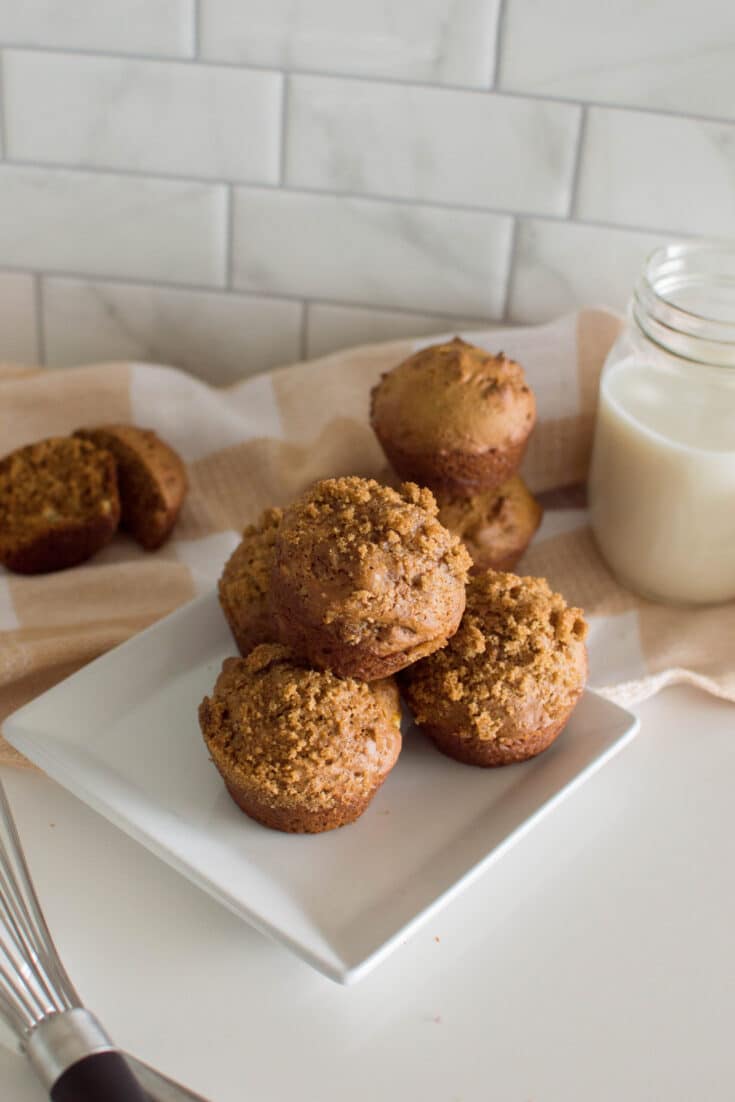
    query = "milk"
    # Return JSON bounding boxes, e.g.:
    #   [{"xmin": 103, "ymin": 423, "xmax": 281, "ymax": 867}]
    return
[{"xmin": 588, "ymin": 356, "xmax": 735, "ymax": 604}]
